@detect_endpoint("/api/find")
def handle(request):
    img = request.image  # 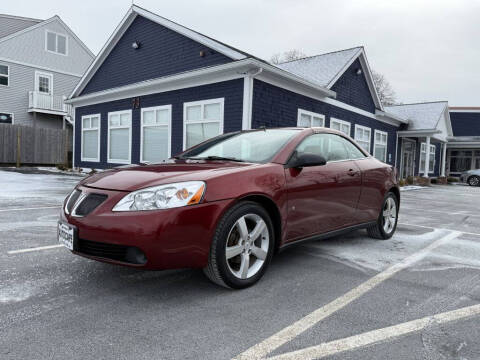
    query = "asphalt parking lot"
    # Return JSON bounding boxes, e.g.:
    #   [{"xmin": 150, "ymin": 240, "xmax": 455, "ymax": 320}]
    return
[{"xmin": 1, "ymin": 169, "xmax": 479, "ymax": 360}]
